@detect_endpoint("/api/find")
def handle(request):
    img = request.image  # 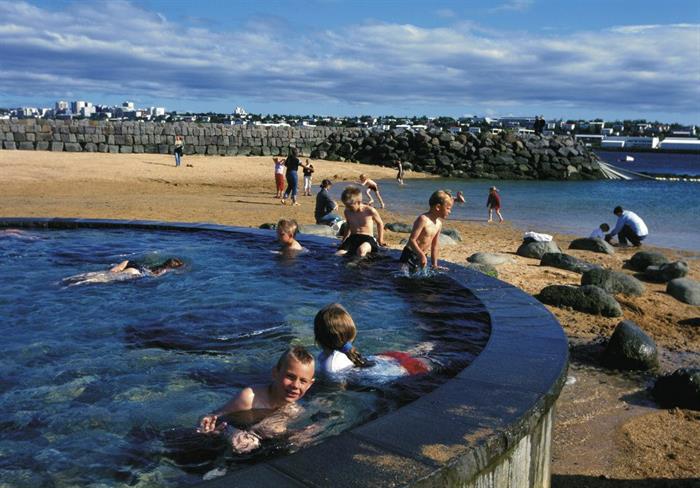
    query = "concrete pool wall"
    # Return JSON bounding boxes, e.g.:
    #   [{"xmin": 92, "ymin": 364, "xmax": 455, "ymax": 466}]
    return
[{"xmin": 0, "ymin": 218, "xmax": 568, "ymax": 488}]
